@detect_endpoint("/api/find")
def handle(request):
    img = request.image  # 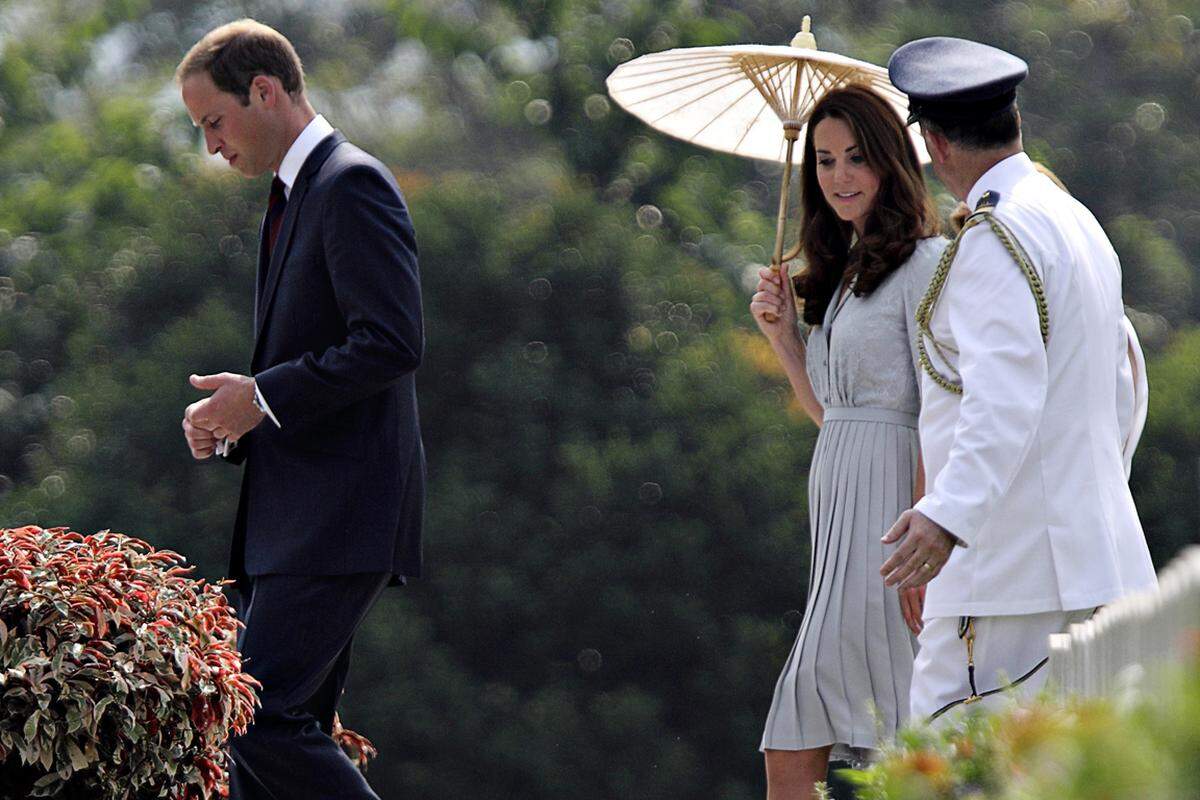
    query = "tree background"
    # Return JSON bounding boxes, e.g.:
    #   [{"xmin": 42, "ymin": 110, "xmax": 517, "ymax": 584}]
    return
[{"xmin": 0, "ymin": 0, "xmax": 1196, "ymax": 796}]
